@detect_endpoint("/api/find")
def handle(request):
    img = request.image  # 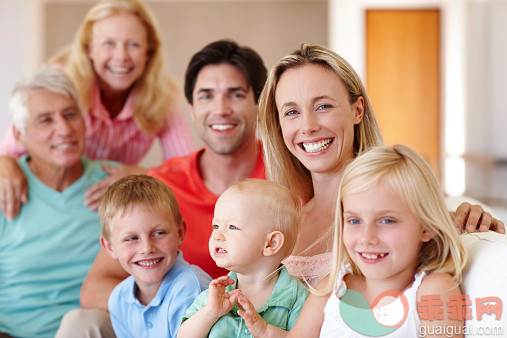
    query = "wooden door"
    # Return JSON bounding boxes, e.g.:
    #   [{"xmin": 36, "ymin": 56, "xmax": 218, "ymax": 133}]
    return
[{"xmin": 366, "ymin": 9, "xmax": 440, "ymax": 176}]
